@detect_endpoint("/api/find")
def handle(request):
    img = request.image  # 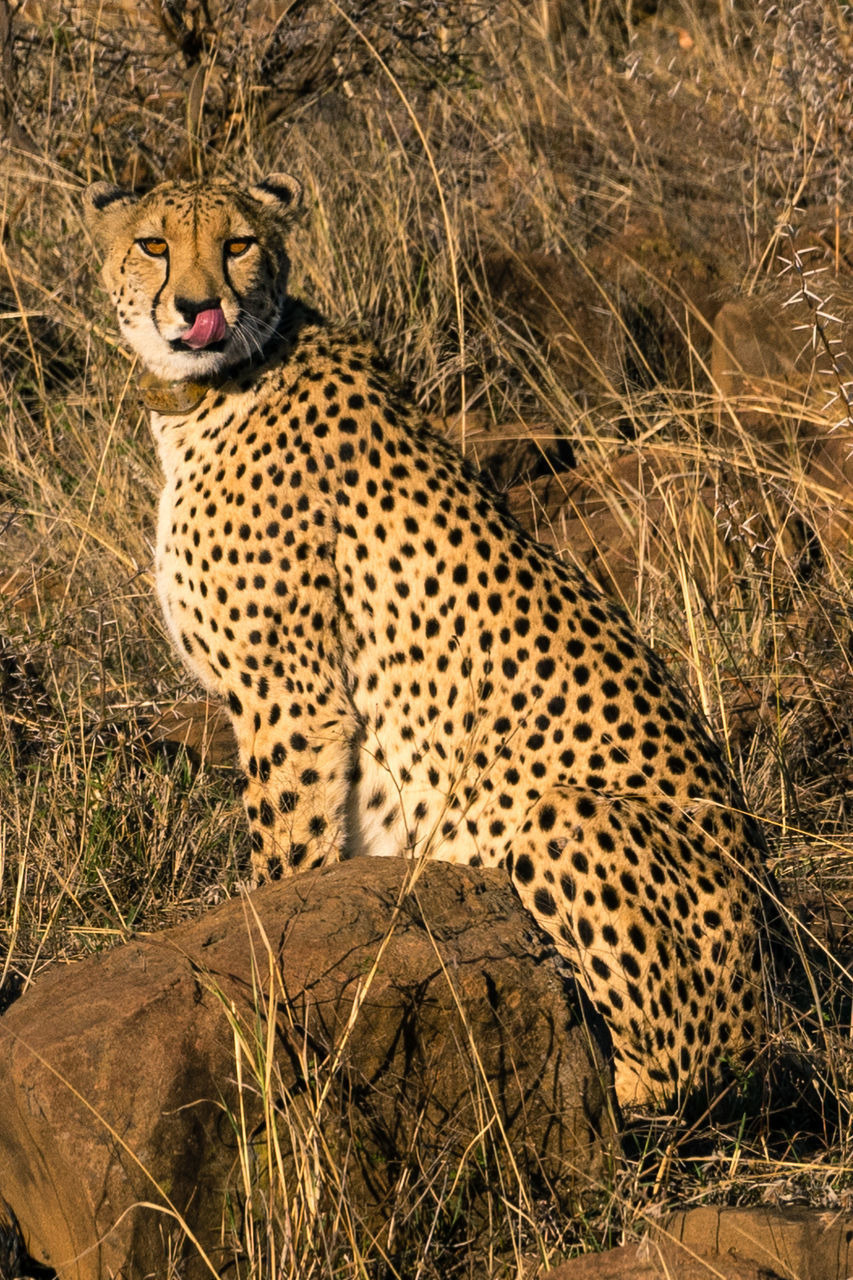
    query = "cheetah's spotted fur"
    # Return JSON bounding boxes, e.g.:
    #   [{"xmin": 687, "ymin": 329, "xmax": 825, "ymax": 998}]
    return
[{"xmin": 85, "ymin": 172, "xmax": 777, "ymax": 1107}]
